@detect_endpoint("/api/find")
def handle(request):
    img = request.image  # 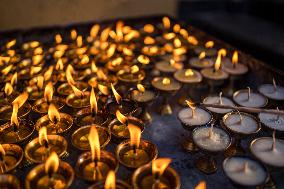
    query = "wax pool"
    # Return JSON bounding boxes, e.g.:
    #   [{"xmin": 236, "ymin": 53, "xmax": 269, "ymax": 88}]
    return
[
  {"xmin": 178, "ymin": 107, "xmax": 211, "ymax": 126},
  {"xmin": 233, "ymin": 91, "xmax": 267, "ymax": 108},
  {"xmin": 258, "ymin": 84, "xmax": 284, "ymax": 101}
]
